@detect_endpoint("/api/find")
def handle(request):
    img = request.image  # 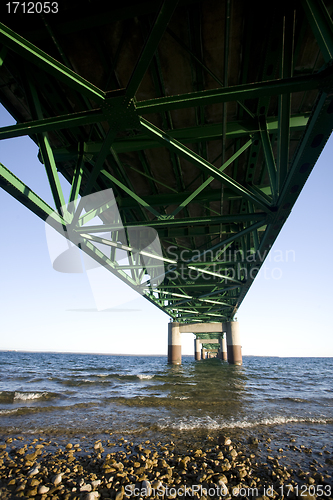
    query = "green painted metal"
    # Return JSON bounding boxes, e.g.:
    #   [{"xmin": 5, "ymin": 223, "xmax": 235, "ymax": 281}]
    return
[
  {"xmin": 126, "ymin": 0, "xmax": 179, "ymax": 98},
  {"xmin": 0, "ymin": 23, "xmax": 105, "ymax": 103},
  {"xmin": 0, "ymin": 1, "xmax": 333, "ymax": 325},
  {"xmin": 136, "ymin": 69, "xmax": 333, "ymax": 114}
]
